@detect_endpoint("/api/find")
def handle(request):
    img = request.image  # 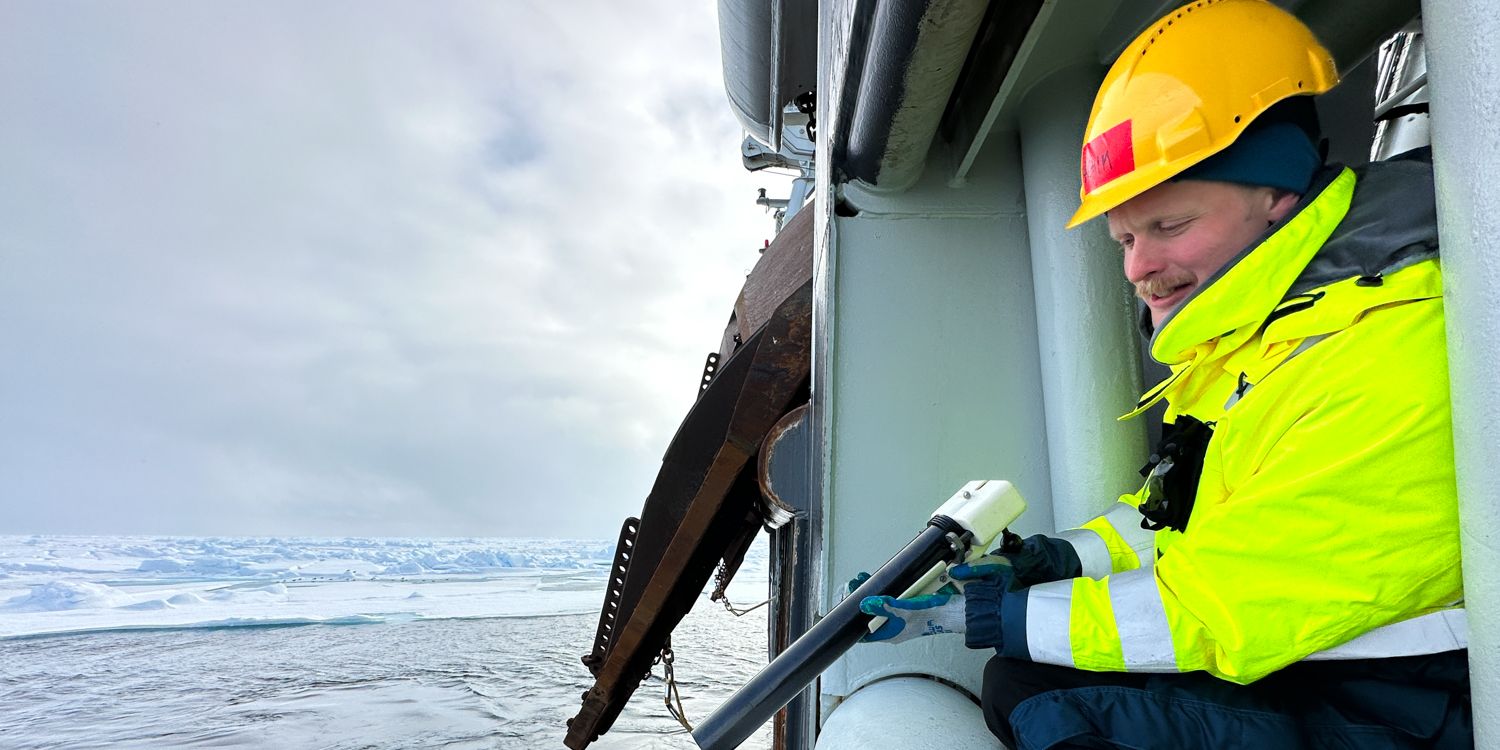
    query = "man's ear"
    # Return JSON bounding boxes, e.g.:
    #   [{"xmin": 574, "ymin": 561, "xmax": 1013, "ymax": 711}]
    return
[{"xmin": 1267, "ymin": 189, "xmax": 1301, "ymax": 223}]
